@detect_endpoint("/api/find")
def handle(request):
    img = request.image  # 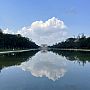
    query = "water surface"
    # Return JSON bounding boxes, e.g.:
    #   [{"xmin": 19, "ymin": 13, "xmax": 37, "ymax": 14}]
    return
[{"xmin": 0, "ymin": 50, "xmax": 90, "ymax": 90}]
